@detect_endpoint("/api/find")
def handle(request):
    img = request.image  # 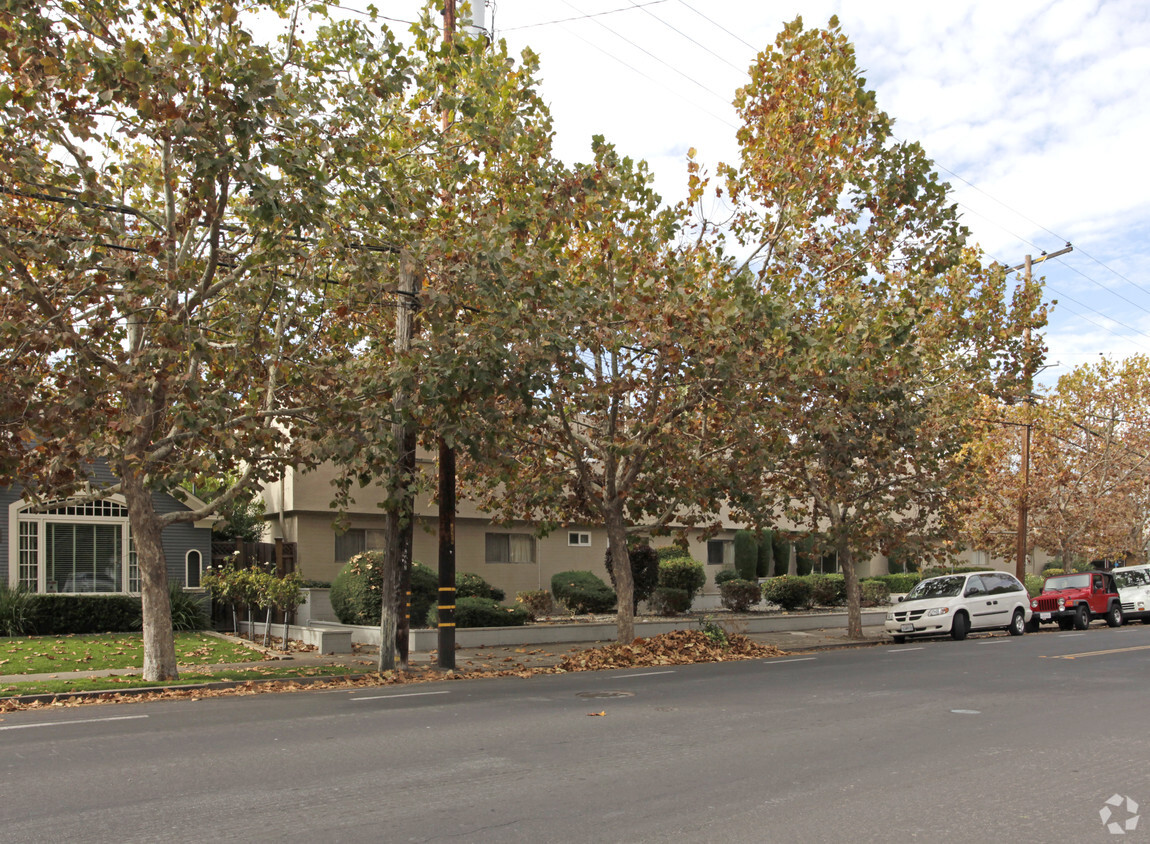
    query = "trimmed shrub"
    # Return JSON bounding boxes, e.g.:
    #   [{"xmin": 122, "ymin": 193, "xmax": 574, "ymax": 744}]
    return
[
  {"xmin": 757, "ymin": 531, "xmax": 774, "ymax": 578},
  {"xmin": 761, "ymin": 576, "xmax": 812, "ymax": 611},
  {"xmin": 860, "ymin": 580, "xmax": 891, "ymax": 607},
  {"xmin": 658, "ymin": 557, "xmax": 706, "ymax": 605},
  {"xmin": 734, "ymin": 531, "xmax": 758, "ymax": 581},
  {"xmin": 804, "ymin": 573, "xmax": 846, "ymax": 607},
  {"xmin": 551, "ymin": 571, "xmax": 617, "ymax": 614},
  {"xmin": 25, "ymin": 594, "xmax": 142, "ymax": 635},
  {"xmin": 515, "ymin": 590, "xmax": 554, "ymax": 620},
  {"xmin": 869, "ymin": 573, "xmax": 920, "ymax": 593},
  {"xmin": 427, "ymin": 596, "xmax": 530, "ymax": 628},
  {"xmin": 0, "ymin": 583, "xmax": 34, "ymax": 637},
  {"xmin": 1024, "ymin": 574, "xmax": 1045, "ymax": 598},
  {"xmin": 794, "ymin": 537, "xmax": 816, "ymax": 576},
  {"xmin": 456, "ymin": 572, "xmax": 505, "ymax": 602},
  {"xmin": 605, "ymin": 543, "xmax": 661, "ymax": 611},
  {"xmin": 772, "ymin": 535, "xmax": 791, "ymax": 576},
  {"xmin": 1039, "ymin": 568, "xmax": 1065, "ymax": 579},
  {"xmin": 647, "ymin": 586, "xmax": 691, "ymax": 616},
  {"xmin": 330, "ymin": 551, "xmax": 390, "ymax": 626},
  {"xmin": 720, "ymin": 579, "xmax": 762, "ymax": 612},
  {"xmin": 713, "ymin": 568, "xmax": 741, "ymax": 587}
]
